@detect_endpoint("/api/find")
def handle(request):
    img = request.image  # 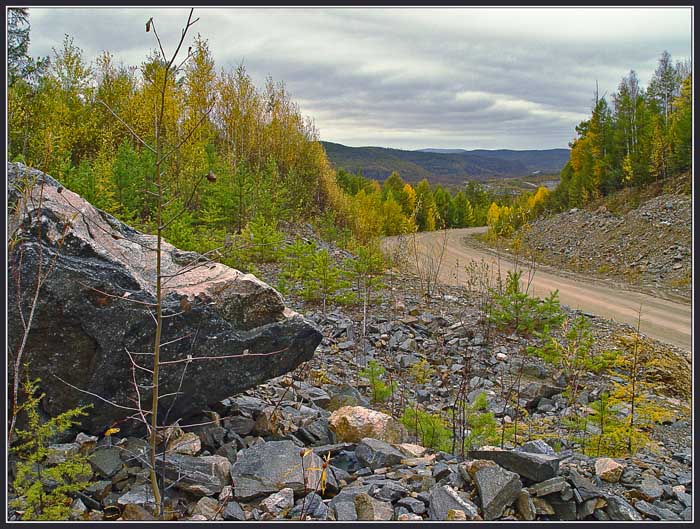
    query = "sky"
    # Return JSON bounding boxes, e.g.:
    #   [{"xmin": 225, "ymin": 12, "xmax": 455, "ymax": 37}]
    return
[{"xmin": 25, "ymin": 7, "xmax": 693, "ymax": 151}]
